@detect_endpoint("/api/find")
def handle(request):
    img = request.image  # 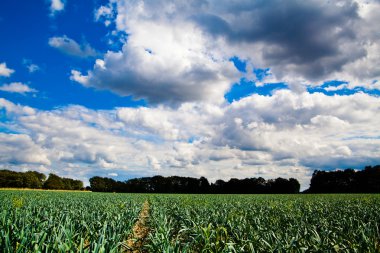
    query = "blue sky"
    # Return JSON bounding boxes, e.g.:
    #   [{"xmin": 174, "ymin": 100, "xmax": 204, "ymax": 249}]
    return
[
  {"xmin": 0, "ymin": 0, "xmax": 146, "ymax": 110},
  {"xmin": 1, "ymin": 0, "xmax": 380, "ymax": 189}
]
